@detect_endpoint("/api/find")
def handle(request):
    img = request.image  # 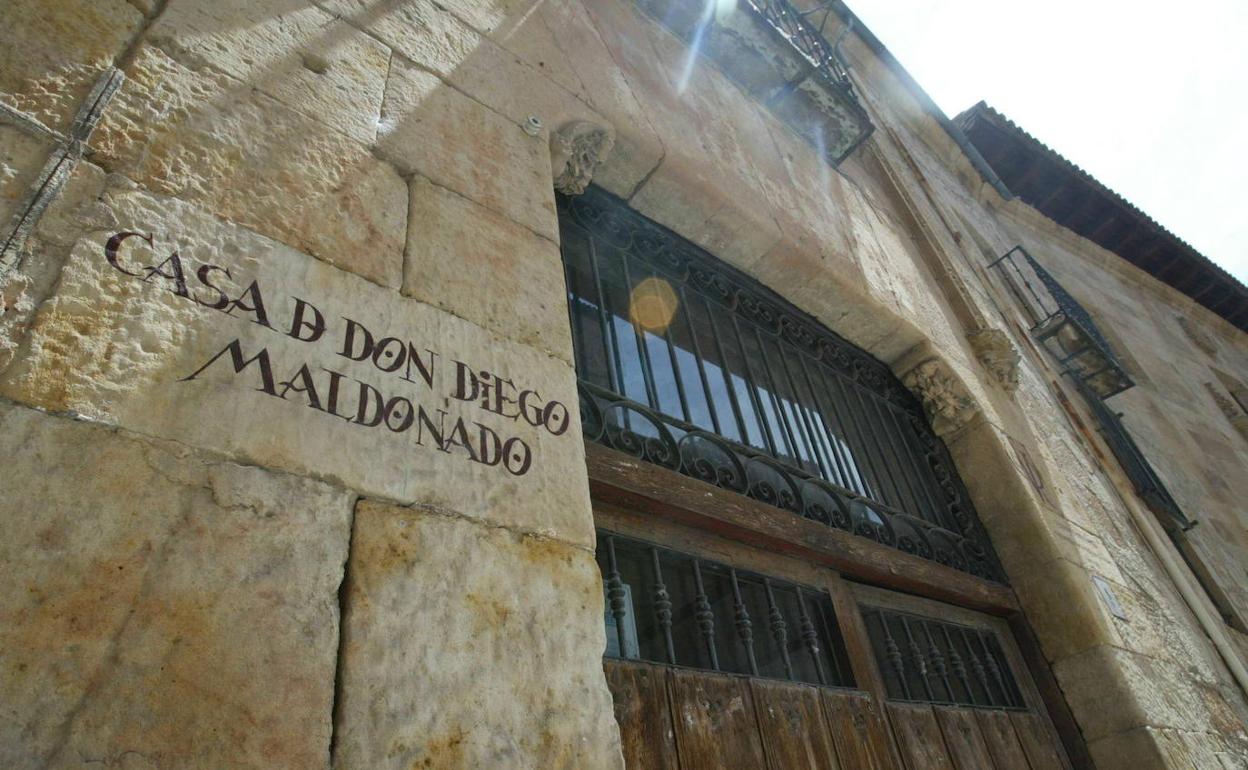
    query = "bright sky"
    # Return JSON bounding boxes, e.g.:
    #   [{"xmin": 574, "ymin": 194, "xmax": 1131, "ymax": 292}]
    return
[{"xmin": 846, "ymin": 0, "xmax": 1248, "ymax": 284}]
